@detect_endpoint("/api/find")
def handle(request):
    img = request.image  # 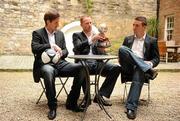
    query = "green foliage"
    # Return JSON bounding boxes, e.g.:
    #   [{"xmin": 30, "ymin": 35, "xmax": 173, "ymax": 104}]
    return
[
  {"xmin": 85, "ymin": 0, "xmax": 93, "ymax": 15},
  {"xmin": 108, "ymin": 37, "xmax": 124, "ymax": 55},
  {"xmin": 147, "ymin": 18, "xmax": 158, "ymax": 37}
]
